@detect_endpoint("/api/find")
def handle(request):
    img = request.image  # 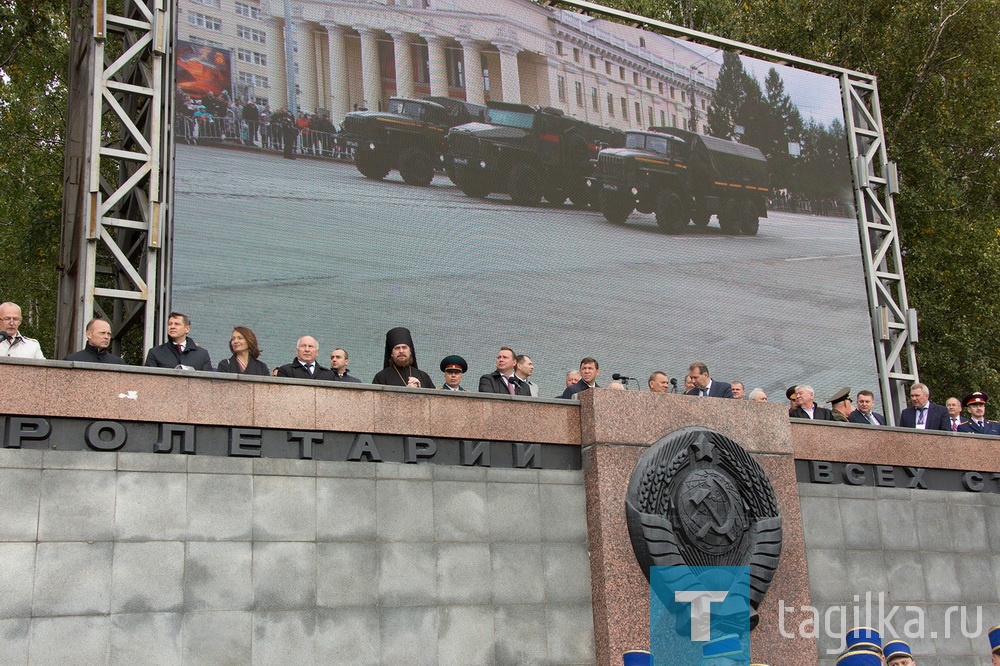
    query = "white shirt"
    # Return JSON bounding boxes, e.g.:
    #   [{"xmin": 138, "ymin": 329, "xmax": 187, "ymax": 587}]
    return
[{"xmin": 1, "ymin": 334, "xmax": 44, "ymax": 359}]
